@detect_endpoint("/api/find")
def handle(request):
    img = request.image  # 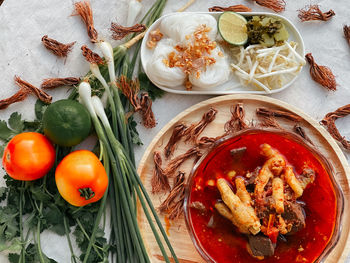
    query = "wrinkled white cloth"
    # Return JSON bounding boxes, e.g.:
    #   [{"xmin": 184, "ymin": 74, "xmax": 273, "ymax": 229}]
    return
[{"xmin": 1, "ymin": 0, "xmax": 350, "ymax": 262}]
